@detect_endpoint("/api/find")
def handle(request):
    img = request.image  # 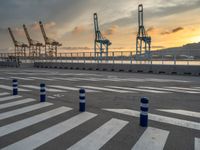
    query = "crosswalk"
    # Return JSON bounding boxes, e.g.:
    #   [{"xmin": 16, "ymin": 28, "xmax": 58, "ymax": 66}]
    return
[
  {"xmin": 0, "ymin": 75, "xmax": 191, "ymax": 83},
  {"xmin": 131, "ymin": 127, "xmax": 169, "ymax": 150},
  {"xmin": 0, "ymin": 94, "xmax": 199, "ymax": 150},
  {"xmin": 0, "ymin": 84, "xmax": 200, "ymax": 94}
]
